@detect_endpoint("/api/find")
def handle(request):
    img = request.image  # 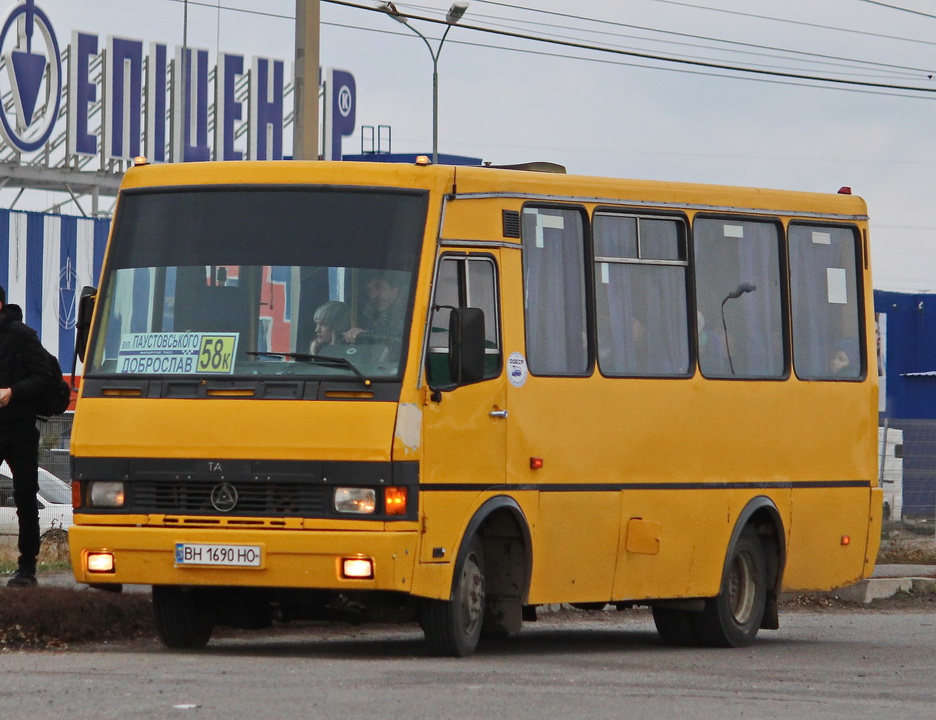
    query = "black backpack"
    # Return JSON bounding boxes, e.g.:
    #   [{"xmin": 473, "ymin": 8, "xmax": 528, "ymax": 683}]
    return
[{"xmin": 36, "ymin": 350, "xmax": 72, "ymax": 418}]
